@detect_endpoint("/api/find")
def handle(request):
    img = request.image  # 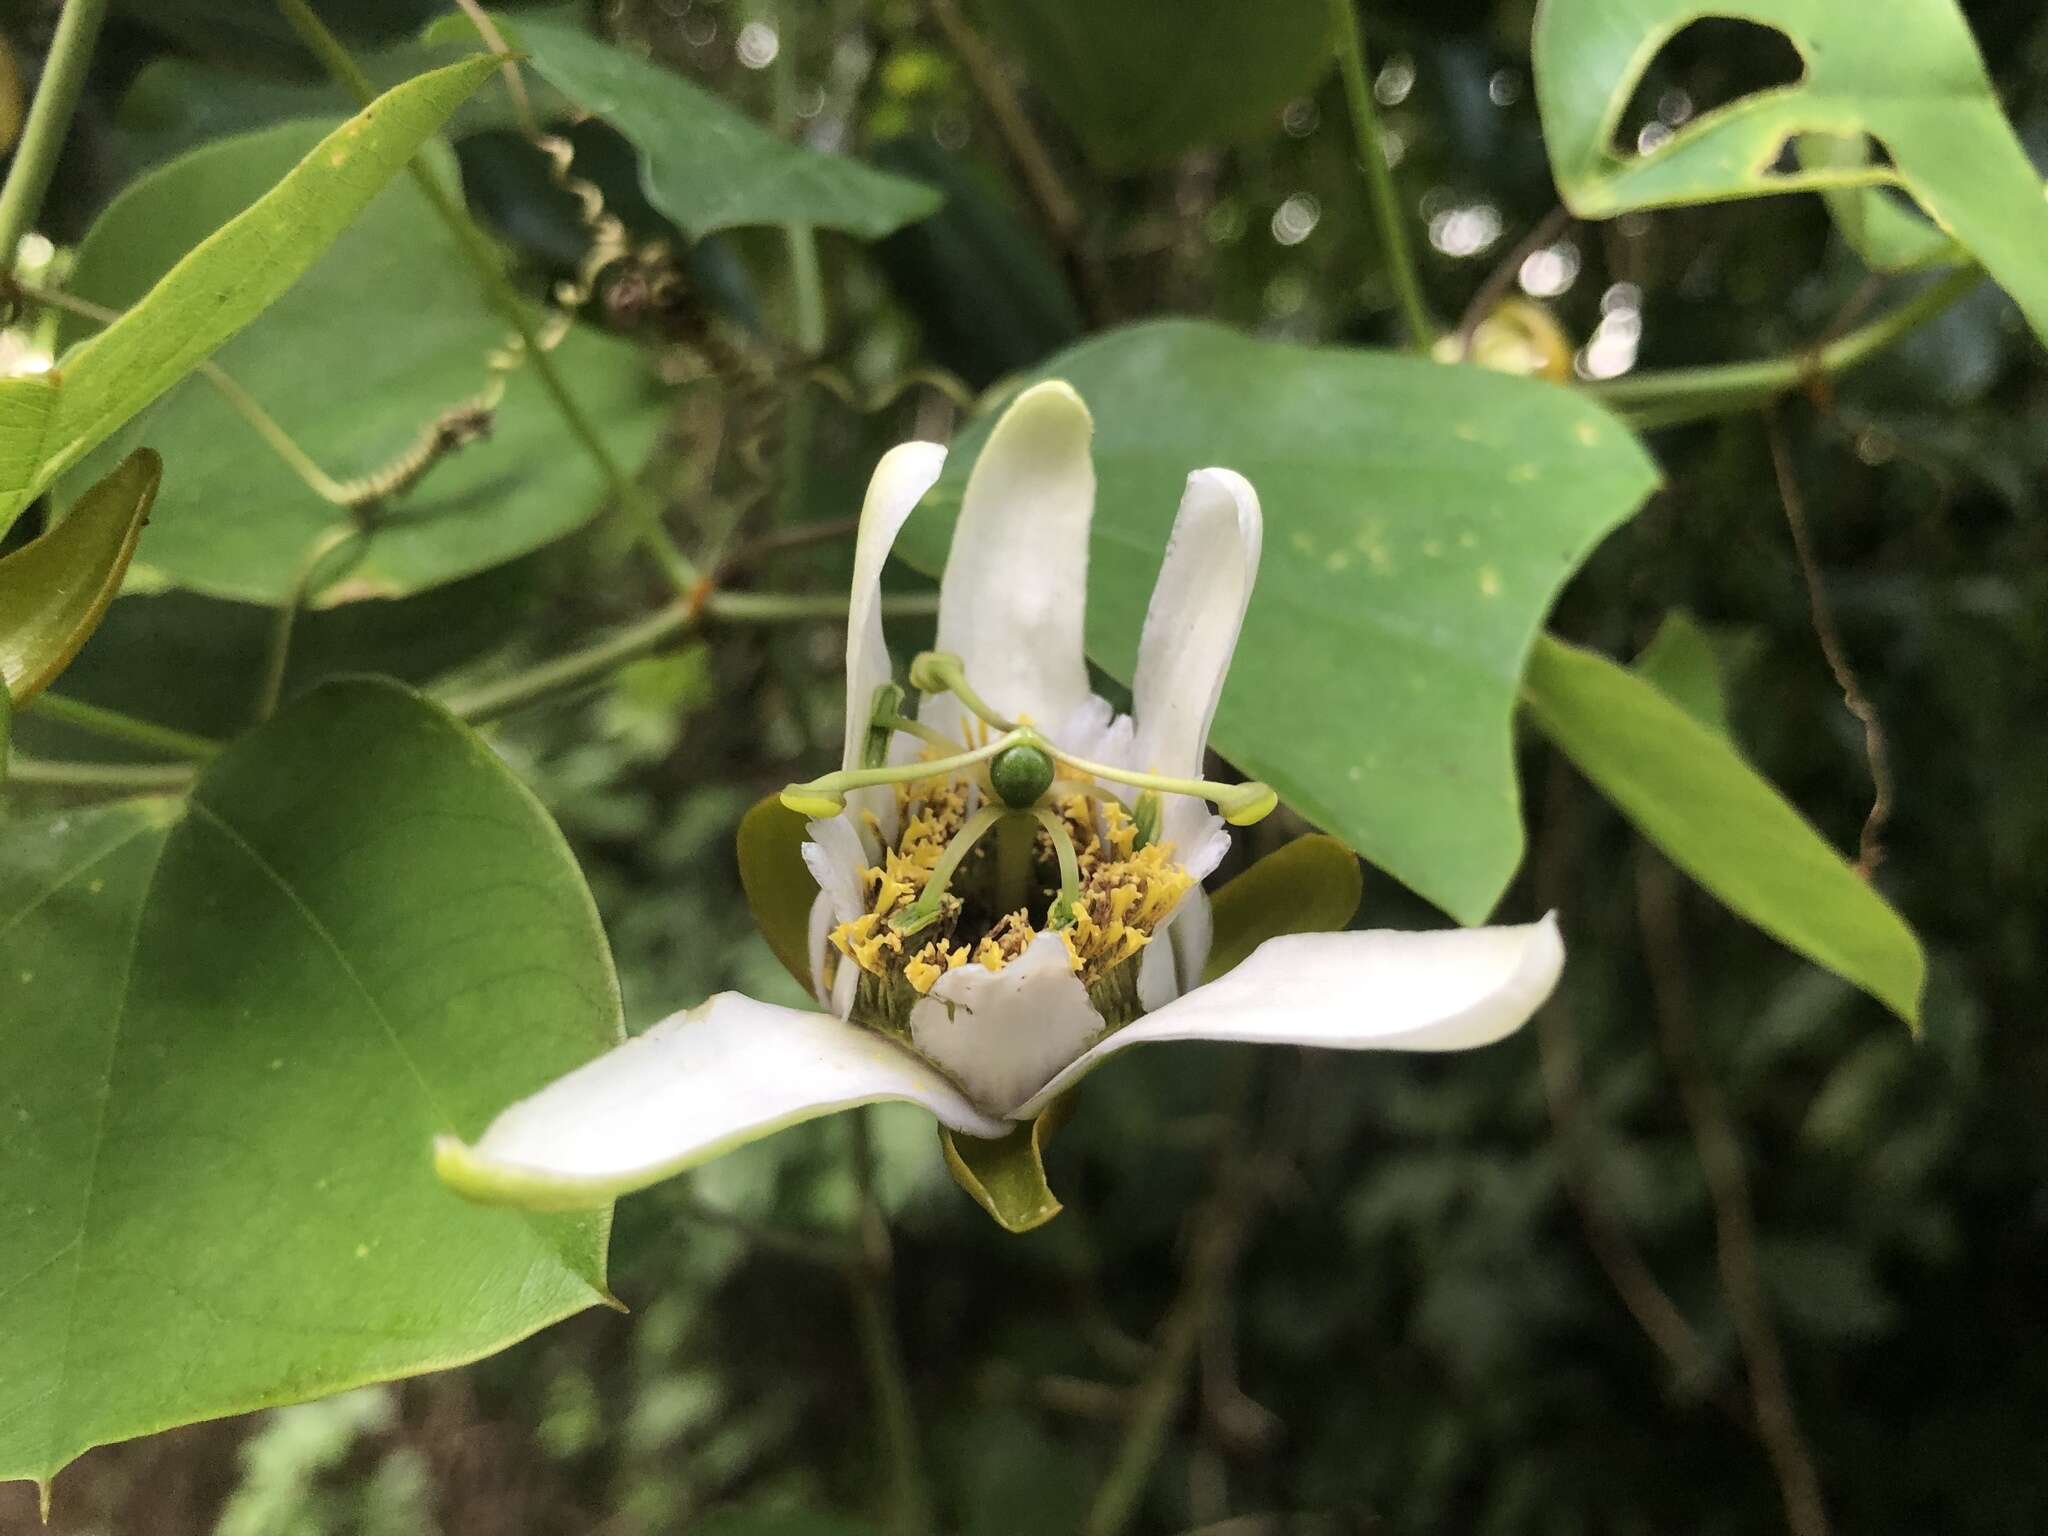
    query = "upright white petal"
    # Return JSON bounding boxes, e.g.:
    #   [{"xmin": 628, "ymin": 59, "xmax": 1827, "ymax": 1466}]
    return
[
  {"xmin": 1130, "ymin": 468, "xmax": 1262, "ymax": 854},
  {"xmin": 931, "ymin": 381, "xmax": 1096, "ymax": 732},
  {"xmin": 436, "ymin": 993, "xmax": 1009, "ymax": 1209},
  {"xmin": 1012, "ymin": 916, "xmax": 1564, "ymax": 1119},
  {"xmin": 844, "ymin": 442, "xmax": 947, "ymax": 831},
  {"xmin": 908, "ymin": 932, "xmax": 1106, "ymax": 1117}
]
